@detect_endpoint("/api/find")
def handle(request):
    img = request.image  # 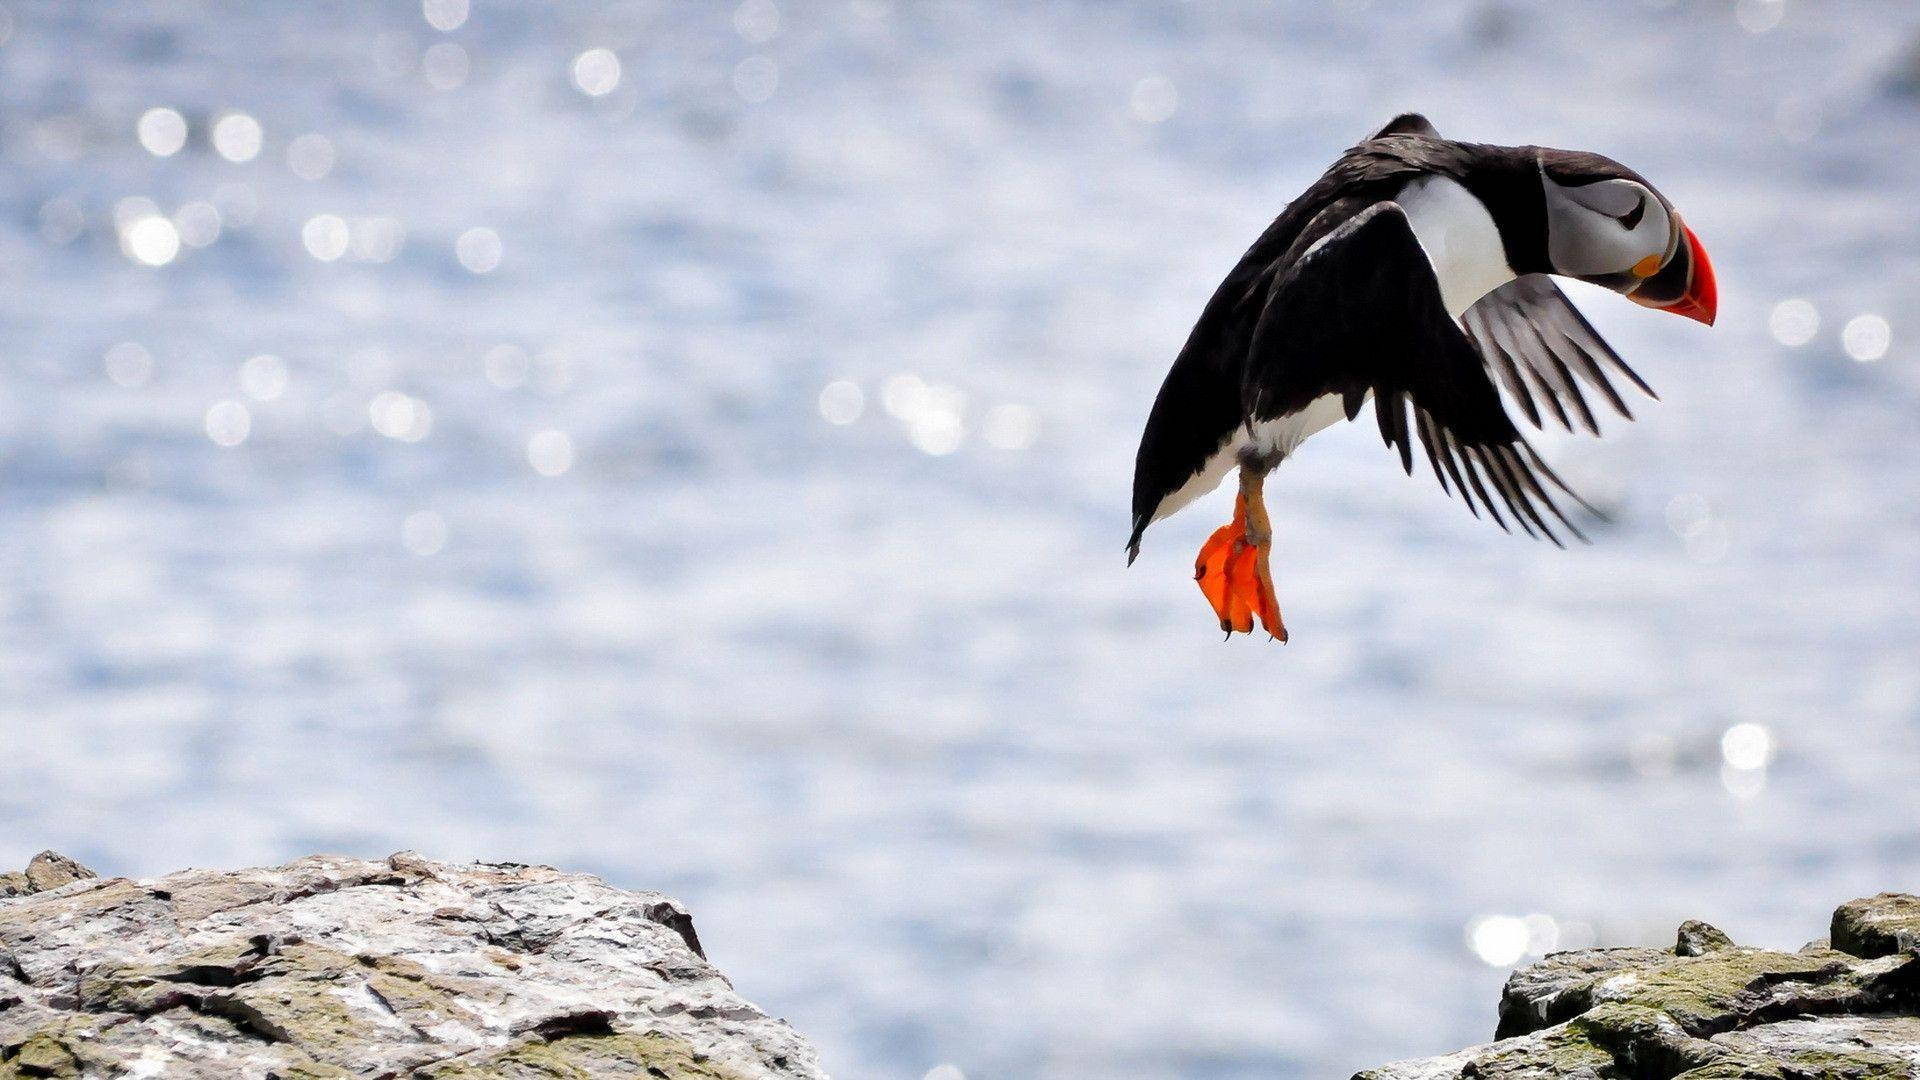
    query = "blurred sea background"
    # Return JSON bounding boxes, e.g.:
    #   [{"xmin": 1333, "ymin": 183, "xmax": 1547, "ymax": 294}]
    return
[{"xmin": 3, "ymin": 1, "xmax": 1919, "ymax": 1076}]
